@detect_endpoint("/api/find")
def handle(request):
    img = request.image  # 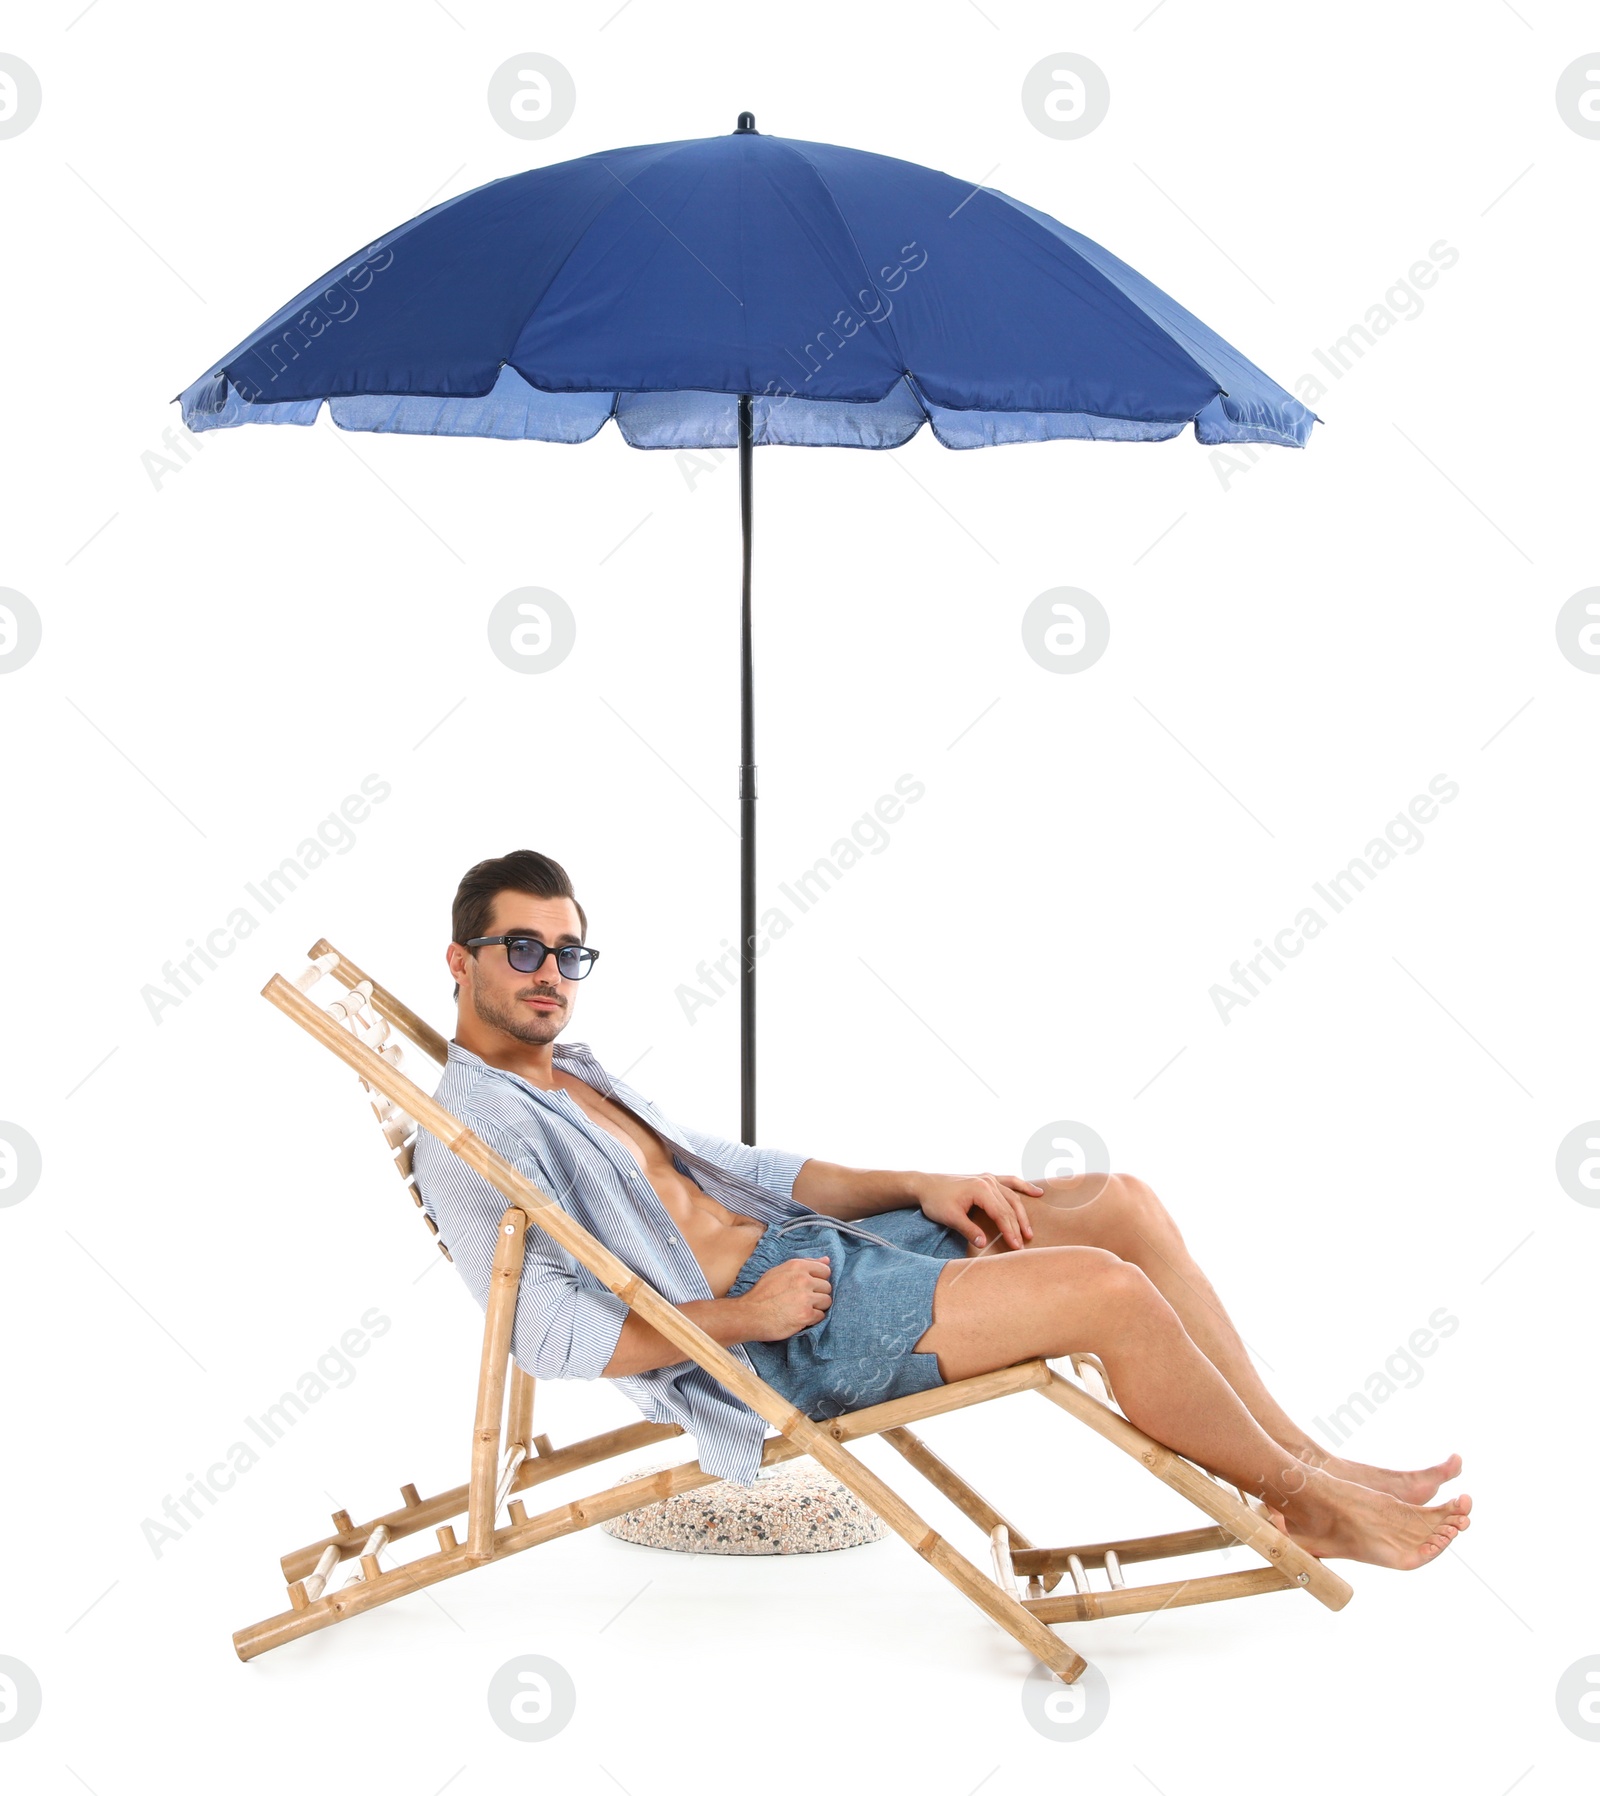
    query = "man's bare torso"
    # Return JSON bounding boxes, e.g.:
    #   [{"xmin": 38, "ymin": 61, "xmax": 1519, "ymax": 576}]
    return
[{"xmin": 553, "ymin": 1070, "xmax": 766, "ymax": 1295}]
